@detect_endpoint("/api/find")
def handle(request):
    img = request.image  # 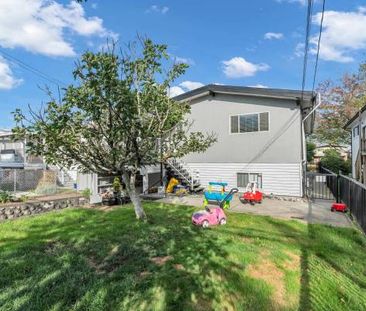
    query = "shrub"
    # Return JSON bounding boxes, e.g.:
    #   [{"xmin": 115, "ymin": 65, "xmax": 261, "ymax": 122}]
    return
[
  {"xmin": 0, "ymin": 191, "xmax": 13, "ymax": 204},
  {"xmin": 113, "ymin": 177, "xmax": 122, "ymax": 193},
  {"xmin": 307, "ymin": 142, "xmax": 316, "ymax": 162},
  {"xmin": 35, "ymin": 184, "xmax": 58, "ymax": 195},
  {"xmin": 81, "ymin": 188, "xmax": 92, "ymax": 199},
  {"xmin": 320, "ymin": 149, "xmax": 351, "ymax": 175}
]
